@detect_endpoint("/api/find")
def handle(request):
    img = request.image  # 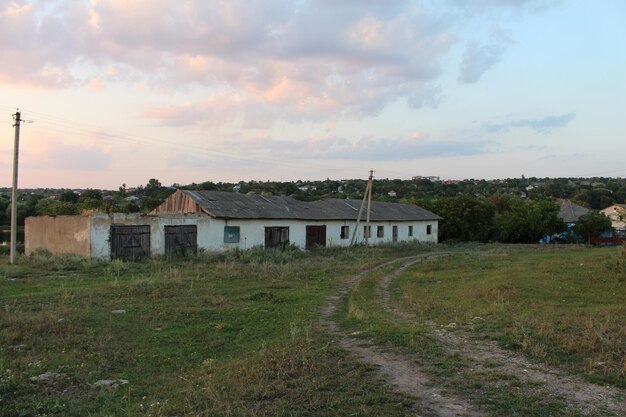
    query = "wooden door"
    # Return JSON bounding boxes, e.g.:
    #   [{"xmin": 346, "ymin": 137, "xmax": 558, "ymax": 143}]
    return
[
  {"xmin": 392, "ymin": 226, "xmax": 398, "ymax": 242},
  {"xmin": 165, "ymin": 225, "xmax": 197, "ymax": 256},
  {"xmin": 305, "ymin": 225, "xmax": 326, "ymax": 249},
  {"xmin": 110, "ymin": 225, "xmax": 150, "ymax": 260}
]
